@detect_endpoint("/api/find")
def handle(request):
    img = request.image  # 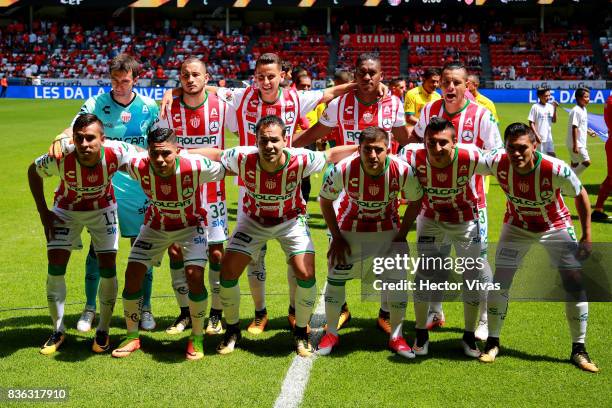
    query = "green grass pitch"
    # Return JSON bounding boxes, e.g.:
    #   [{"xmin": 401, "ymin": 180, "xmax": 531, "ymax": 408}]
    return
[{"xmin": 0, "ymin": 99, "xmax": 609, "ymax": 407}]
